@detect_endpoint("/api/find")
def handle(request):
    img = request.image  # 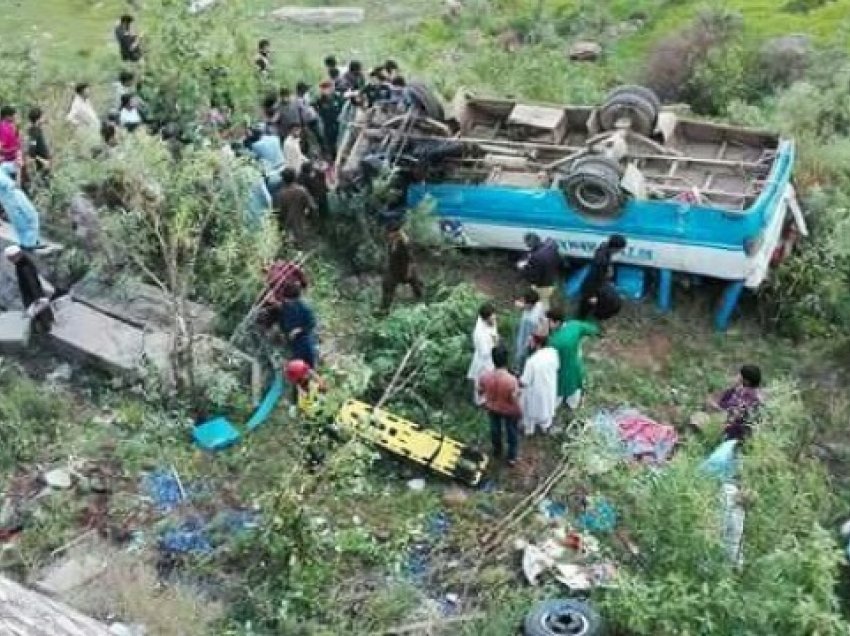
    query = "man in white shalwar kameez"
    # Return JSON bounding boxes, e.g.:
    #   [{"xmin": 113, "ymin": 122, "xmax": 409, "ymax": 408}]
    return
[
  {"xmin": 466, "ymin": 303, "xmax": 498, "ymax": 406},
  {"xmin": 520, "ymin": 334, "xmax": 559, "ymax": 435}
]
